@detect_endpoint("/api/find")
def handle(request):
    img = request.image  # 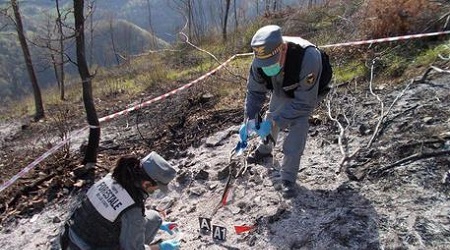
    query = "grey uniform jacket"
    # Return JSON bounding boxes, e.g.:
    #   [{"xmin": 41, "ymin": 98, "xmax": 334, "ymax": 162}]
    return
[{"xmin": 245, "ymin": 36, "xmax": 322, "ymax": 129}]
